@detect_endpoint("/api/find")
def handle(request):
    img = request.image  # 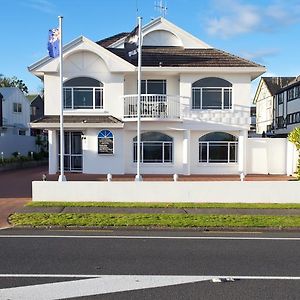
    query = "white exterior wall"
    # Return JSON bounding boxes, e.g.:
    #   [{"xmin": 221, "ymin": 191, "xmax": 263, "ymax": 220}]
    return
[
  {"xmin": 123, "ymin": 128, "xmax": 184, "ymax": 174},
  {"xmin": 83, "ymin": 128, "xmax": 124, "ymax": 174},
  {"xmin": 44, "ymin": 51, "xmax": 125, "ymax": 119},
  {"xmin": 180, "ymin": 74, "xmax": 251, "ymax": 129},
  {"xmin": 190, "ymin": 130, "xmax": 239, "ymax": 174}
]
